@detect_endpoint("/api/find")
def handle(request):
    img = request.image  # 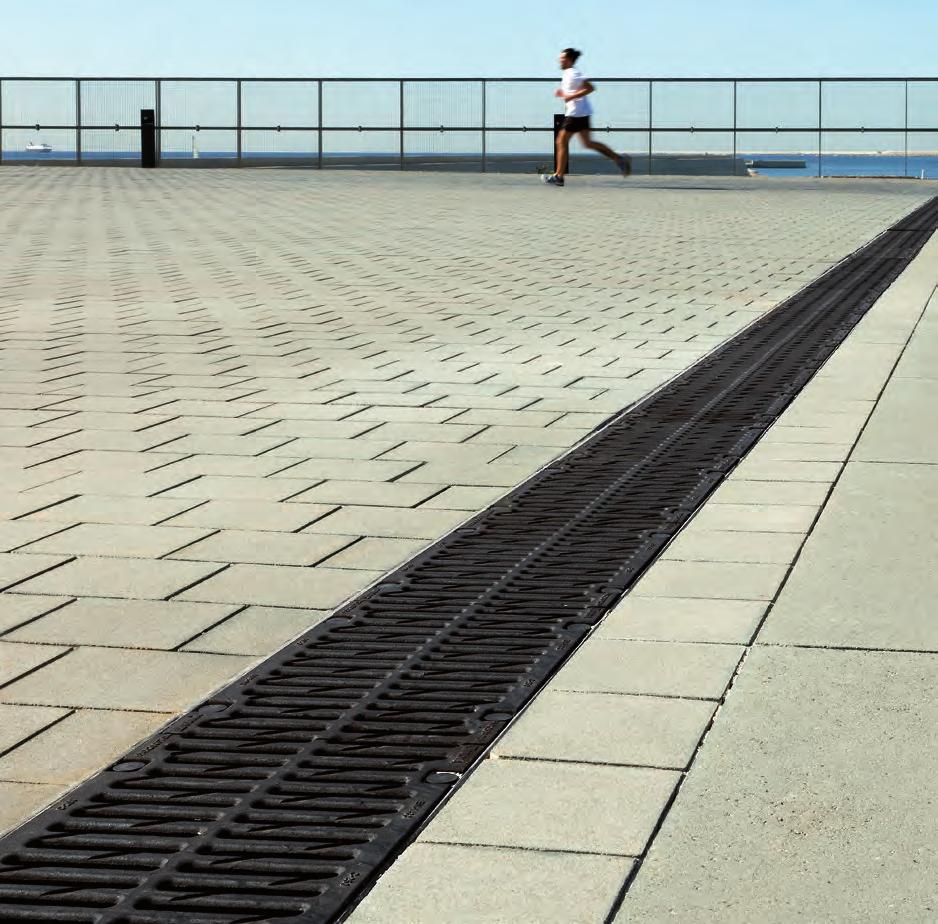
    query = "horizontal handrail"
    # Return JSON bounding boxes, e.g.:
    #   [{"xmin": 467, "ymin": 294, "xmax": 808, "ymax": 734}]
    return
[{"xmin": 2, "ymin": 75, "xmax": 938, "ymax": 82}]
